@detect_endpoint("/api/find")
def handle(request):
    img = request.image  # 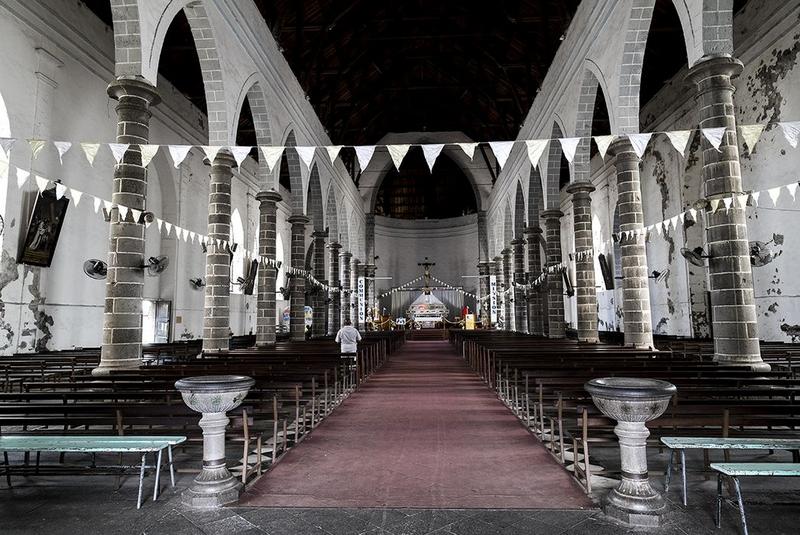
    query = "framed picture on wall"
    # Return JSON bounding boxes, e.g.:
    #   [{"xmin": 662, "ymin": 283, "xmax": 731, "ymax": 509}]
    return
[{"xmin": 18, "ymin": 187, "xmax": 69, "ymax": 267}]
